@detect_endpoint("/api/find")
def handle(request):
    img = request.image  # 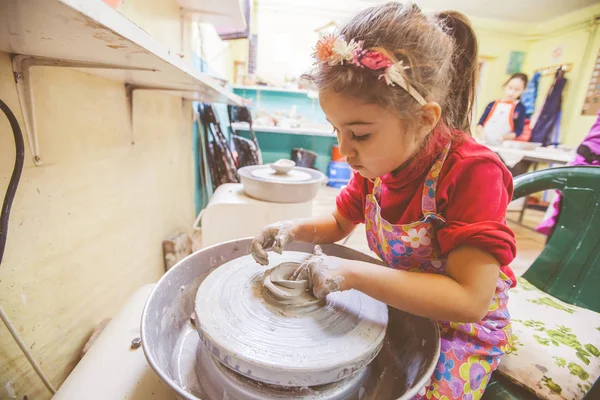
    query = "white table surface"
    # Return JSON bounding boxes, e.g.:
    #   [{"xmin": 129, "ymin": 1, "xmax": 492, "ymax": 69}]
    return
[{"xmin": 485, "ymin": 145, "xmax": 575, "ymax": 165}]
